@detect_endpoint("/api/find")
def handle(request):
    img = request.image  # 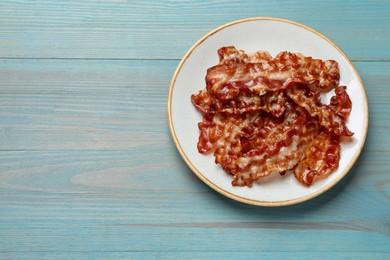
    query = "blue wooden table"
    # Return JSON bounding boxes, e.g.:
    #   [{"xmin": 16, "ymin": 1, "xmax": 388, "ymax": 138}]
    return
[{"xmin": 0, "ymin": 1, "xmax": 389, "ymax": 259}]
